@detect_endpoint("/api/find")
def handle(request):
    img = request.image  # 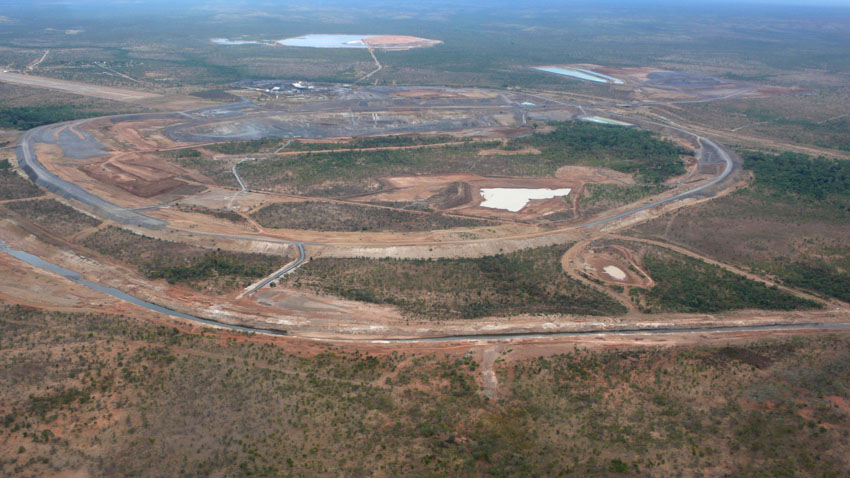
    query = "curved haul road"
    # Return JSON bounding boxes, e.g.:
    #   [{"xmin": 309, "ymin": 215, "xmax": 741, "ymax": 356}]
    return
[
  {"xmin": 5, "ymin": 88, "xmax": 775, "ymax": 342},
  {"xmin": 17, "ymin": 122, "xmax": 168, "ymax": 230},
  {"xmin": 2, "ymin": 239, "xmax": 848, "ymax": 342}
]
